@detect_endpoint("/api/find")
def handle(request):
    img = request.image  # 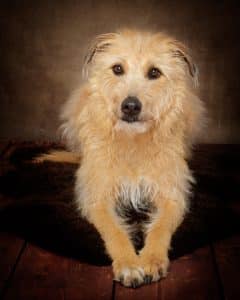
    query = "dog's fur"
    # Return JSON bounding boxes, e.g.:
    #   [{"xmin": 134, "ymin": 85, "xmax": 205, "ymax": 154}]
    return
[{"xmin": 38, "ymin": 29, "xmax": 205, "ymax": 288}]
